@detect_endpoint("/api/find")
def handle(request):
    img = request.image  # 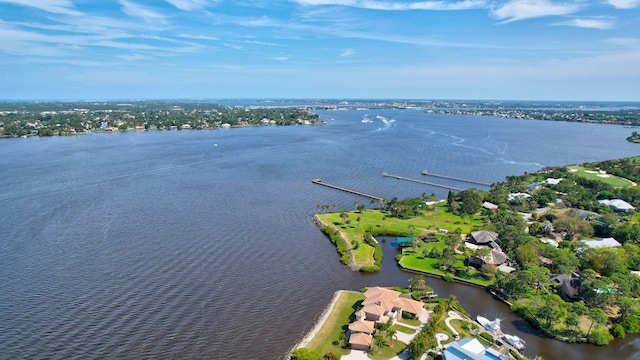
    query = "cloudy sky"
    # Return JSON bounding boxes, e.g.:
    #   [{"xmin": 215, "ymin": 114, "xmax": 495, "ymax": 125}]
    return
[{"xmin": 1, "ymin": 0, "xmax": 639, "ymax": 100}]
